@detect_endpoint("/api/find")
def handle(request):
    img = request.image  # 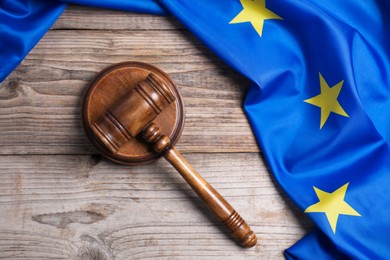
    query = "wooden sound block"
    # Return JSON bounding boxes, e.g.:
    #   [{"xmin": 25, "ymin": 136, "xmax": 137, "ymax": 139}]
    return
[{"xmin": 82, "ymin": 62, "xmax": 185, "ymax": 165}]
